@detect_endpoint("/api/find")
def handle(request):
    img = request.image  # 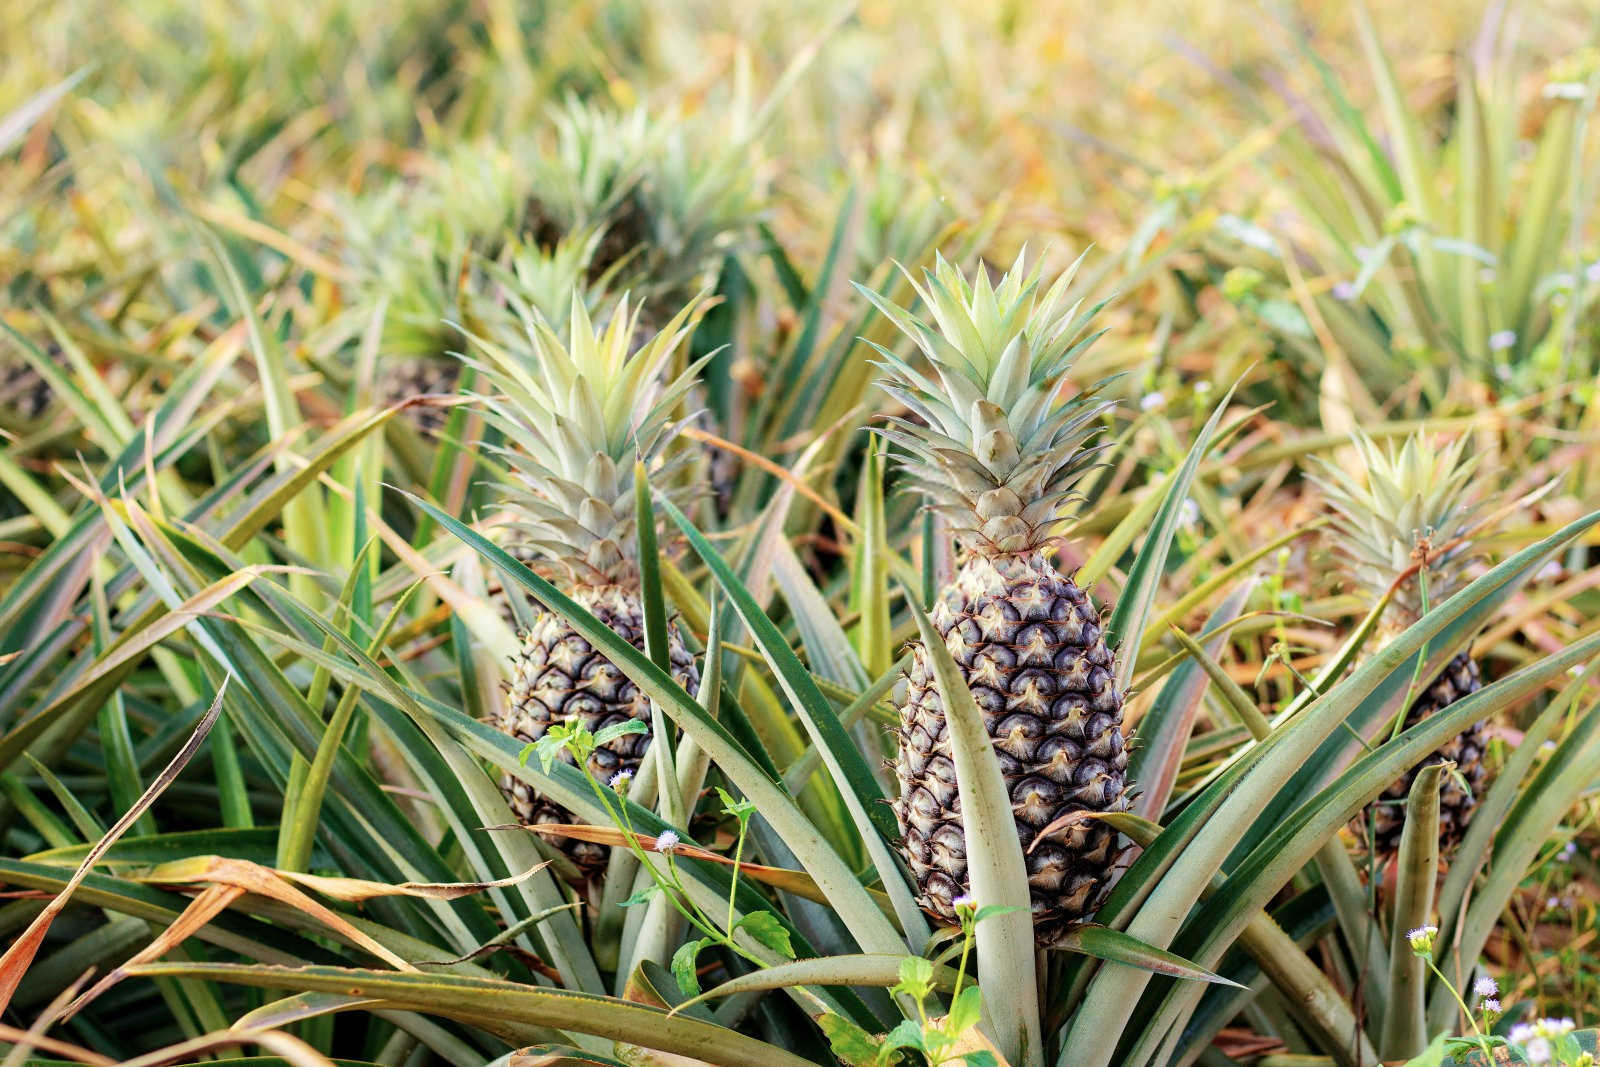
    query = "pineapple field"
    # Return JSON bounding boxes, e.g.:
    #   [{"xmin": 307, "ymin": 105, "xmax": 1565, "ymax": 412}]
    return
[{"xmin": 5, "ymin": 1, "xmax": 1600, "ymax": 1064}]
